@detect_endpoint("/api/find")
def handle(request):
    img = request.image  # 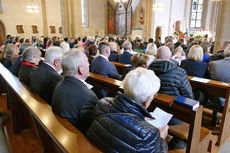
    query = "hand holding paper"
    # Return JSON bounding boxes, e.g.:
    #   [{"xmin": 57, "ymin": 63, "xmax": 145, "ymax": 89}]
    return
[{"xmin": 145, "ymin": 107, "xmax": 173, "ymax": 128}]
